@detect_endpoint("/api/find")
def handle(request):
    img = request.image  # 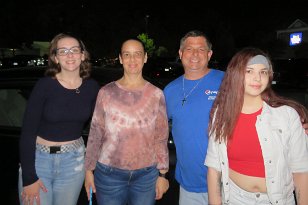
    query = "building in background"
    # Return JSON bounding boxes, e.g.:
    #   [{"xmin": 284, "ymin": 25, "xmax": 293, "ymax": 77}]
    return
[
  {"xmin": 276, "ymin": 19, "xmax": 308, "ymax": 59},
  {"xmin": 32, "ymin": 41, "xmax": 49, "ymax": 57}
]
